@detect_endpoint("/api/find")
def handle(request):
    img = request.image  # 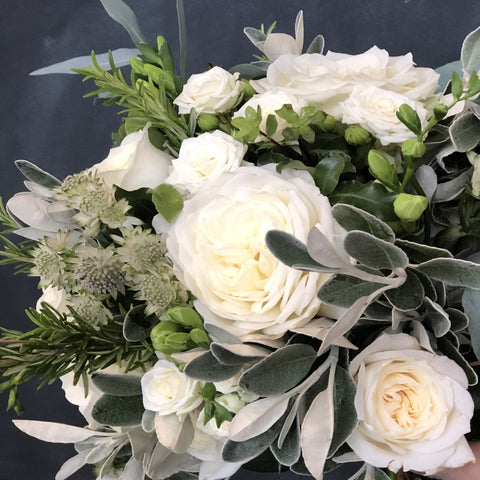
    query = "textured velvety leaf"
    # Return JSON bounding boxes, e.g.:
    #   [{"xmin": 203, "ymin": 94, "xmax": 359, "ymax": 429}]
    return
[
  {"xmin": 450, "ymin": 112, "xmax": 480, "ymax": 151},
  {"xmin": 91, "ymin": 394, "xmax": 144, "ymax": 426},
  {"xmin": 462, "ymin": 26, "xmax": 480, "ymax": 72},
  {"xmin": 317, "ymin": 274, "xmax": 385, "ymax": 308},
  {"xmin": 306, "ymin": 34, "xmax": 324, "ymax": 54},
  {"xmin": 123, "ymin": 304, "xmax": 158, "ymax": 342},
  {"xmin": 332, "ymin": 203, "xmax": 394, "ymax": 242},
  {"xmin": 344, "ymin": 231, "xmax": 408, "ymax": 270},
  {"xmin": 239, "ymin": 344, "xmax": 317, "ymax": 396},
  {"xmin": 184, "ymin": 351, "xmax": 242, "ymax": 381},
  {"xmin": 416, "ymin": 258, "xmax": 480, "ymax": 288},
  {"xmin": 91, "ymin": 373, "xmax": 142, "ymax": 396},
  {"xmin": 395, "ymin": 239, "xmax": 452, "ymax": 263},
  {"xmin": 437, "ymin": 335, "xmax": 478, "ymax": 385},
  {"xmin": 463, "ymin": 288, "xmax": 480, "ymax": 362},
  {"xmin": 446, "ymin": 308, "xmax": 469, "ymax": 332},
  {"xmin": 15, "ymin": 160, "xmax": 61, "ymax": 188},
  {"xmin": 423, "ymin": 298, "xmax": 451, "ymax": 337},
  {"xmin": 384, "ymin": 269, "xmax": 425, "ymax": 311},
  {"xmin": 210, "ymin": 342, "xmax": 270, "ymax": 365},
  {"xmin": 55, "ymin": 451, "xmax": 90, "ymax": 480},
  {"xmin": 307, "ymin": 227, "xmax": 351, "ymax": 269},
  {"xmin": 270, "ymin": 418, "xmax": 301, "ymax": 466}
]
